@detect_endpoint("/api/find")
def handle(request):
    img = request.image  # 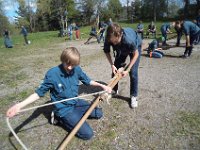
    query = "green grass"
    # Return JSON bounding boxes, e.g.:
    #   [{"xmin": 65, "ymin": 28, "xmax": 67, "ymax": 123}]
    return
[
  {"xmin": 171, "ymin": 111, "xmax": 200, "ymax": 149},
  {"xmin": 0, "ymin": 90, "xmax": 31, "ymax": 107},
  {"xmin": 0, "ymin": 31, "xmax": 63, "ymax": 87},
  {"xmin": 173, "ymin": 111, "xmax": 200, "ymax": 138}
]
